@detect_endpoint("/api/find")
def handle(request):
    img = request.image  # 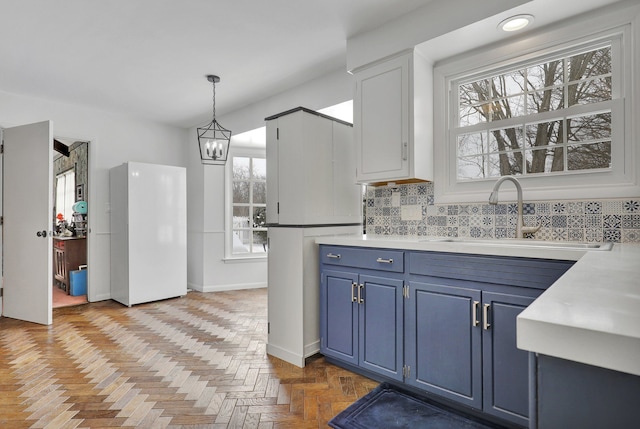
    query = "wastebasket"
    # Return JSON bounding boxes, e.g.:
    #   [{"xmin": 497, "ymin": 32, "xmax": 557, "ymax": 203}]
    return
[{"xmin": 69, "ymin": 265, "xmax": 87, "ymax": 296}]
